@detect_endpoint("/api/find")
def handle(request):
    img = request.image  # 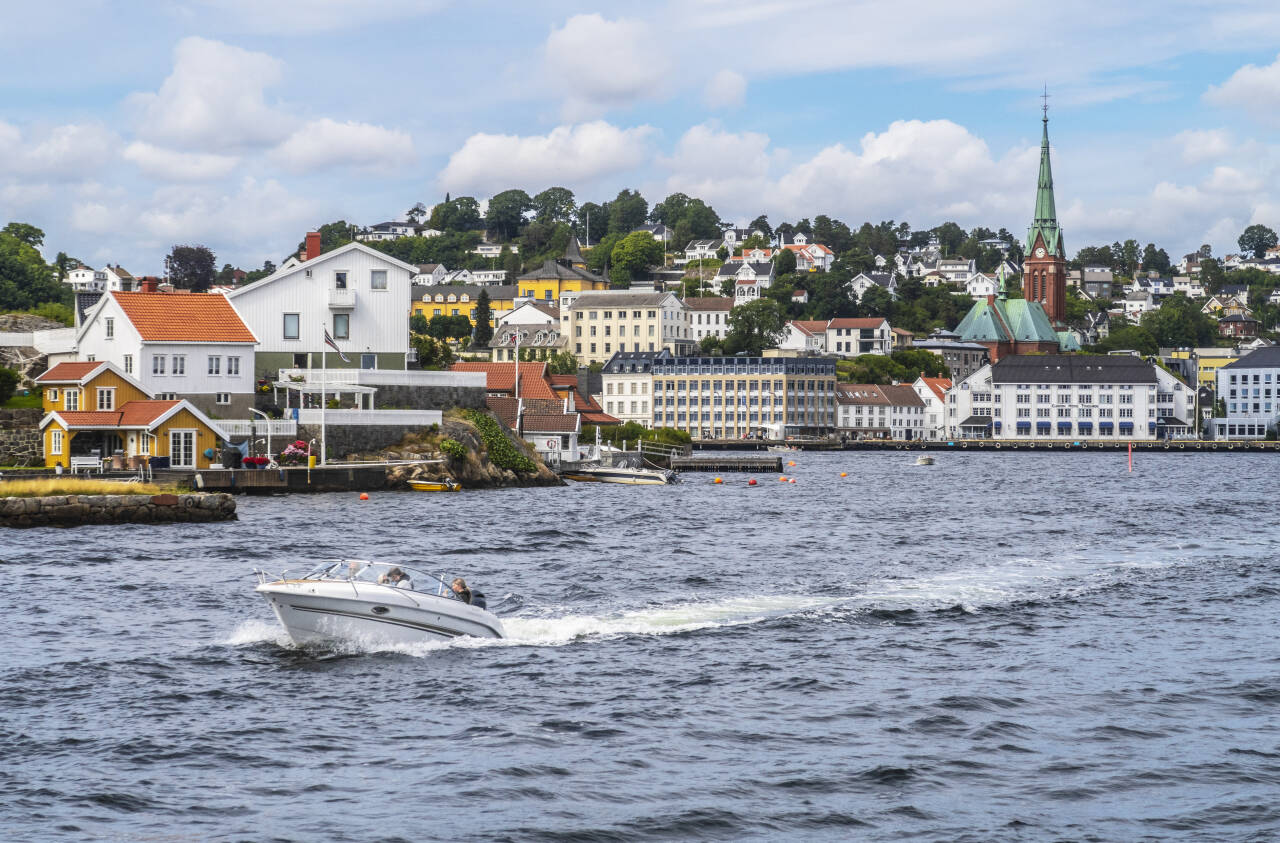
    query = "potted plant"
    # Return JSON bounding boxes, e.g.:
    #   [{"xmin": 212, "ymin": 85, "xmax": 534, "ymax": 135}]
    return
[
  {"xmin": 278, "ymin": 440, "xmax": 310, "ymax": 466},
  {"xmin": 243, "ymin": 456, "xmax": 269, "ymax": 470}
]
